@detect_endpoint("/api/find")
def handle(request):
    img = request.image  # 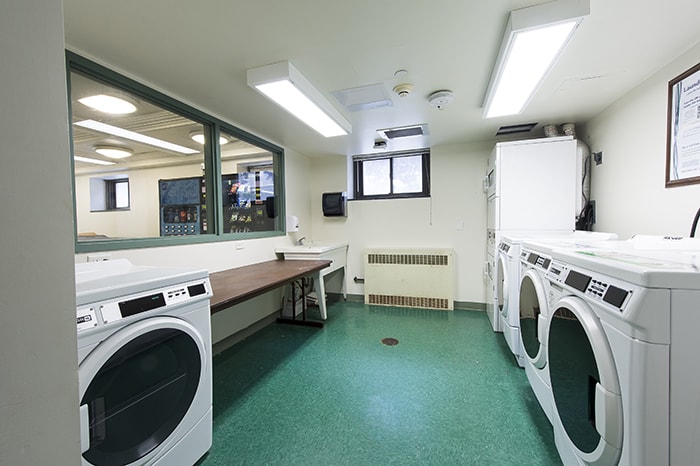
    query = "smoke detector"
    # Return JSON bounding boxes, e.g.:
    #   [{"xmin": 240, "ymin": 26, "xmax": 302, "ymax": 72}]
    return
[
  {"xmin": 428, "ymin": 90, "xmax": 454, "ymax": 110},
  {"xmin": 393, "ymin": 83, "xmax": 414, "ymax": 98},
  {"xmin": 392, "ymin": 69, "xmax": 414, "ymax": 98}
]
